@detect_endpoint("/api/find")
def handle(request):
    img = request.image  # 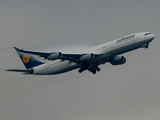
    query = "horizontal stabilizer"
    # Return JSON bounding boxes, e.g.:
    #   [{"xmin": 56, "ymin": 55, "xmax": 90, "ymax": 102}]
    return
[
  {"xmin": 6, "ymin": 69, "xmax": 34, "ymax": 74},
  {"xmin": 6, "ymin": 69, "xmax": 28, "ymax": 72}
]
